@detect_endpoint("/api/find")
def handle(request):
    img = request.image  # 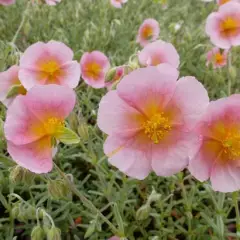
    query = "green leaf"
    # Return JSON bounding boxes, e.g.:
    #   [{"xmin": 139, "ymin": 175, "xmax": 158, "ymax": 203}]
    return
[
  {"xmin": 6, "ymin": 84, "xmax": 22, "ymax": 99},
  {"xmin": 55, "ymin": 127, "xmax": 80, "ymax": 145}
]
